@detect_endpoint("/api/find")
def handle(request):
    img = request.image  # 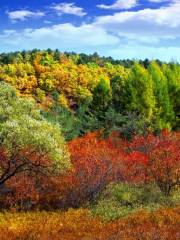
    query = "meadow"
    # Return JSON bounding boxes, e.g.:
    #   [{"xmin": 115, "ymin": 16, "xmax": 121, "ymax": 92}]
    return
[{"xmin": 0, "ymin": 208, "xmax": 179, "ymax": 240}]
